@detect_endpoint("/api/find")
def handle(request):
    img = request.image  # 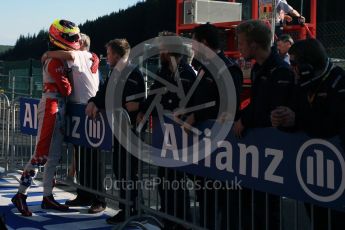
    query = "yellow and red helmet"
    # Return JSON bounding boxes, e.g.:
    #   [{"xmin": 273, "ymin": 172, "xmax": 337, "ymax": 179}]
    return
[{"xmin": 49, "ymin": 19, "xmax": 80, "ymax": 51}]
